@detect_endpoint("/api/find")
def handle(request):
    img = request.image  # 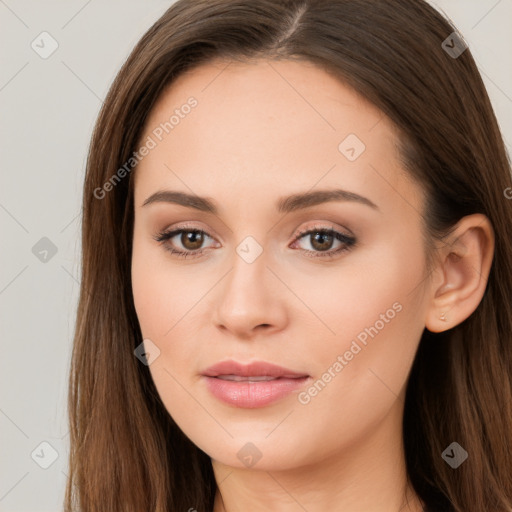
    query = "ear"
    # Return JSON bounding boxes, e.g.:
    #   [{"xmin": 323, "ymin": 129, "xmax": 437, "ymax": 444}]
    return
[{"xmin": 424, "ymin": 213, "xmax": 495, "ymax": 333}]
